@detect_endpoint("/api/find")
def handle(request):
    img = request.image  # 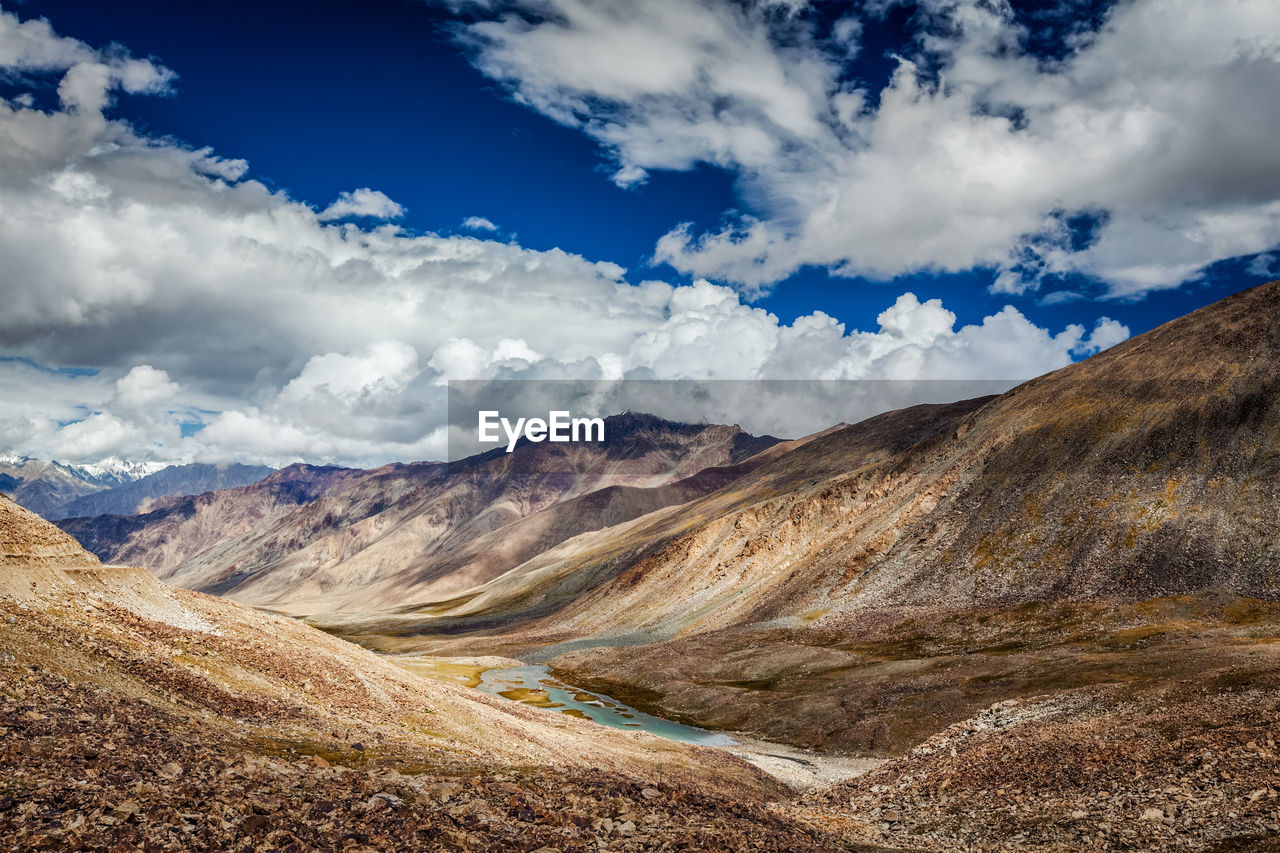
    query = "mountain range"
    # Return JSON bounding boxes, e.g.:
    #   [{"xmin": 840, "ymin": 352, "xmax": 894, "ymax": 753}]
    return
[
  {"xmin": 1, "ymin": 457, "xmax": 274, "ymax": 520},
  {"xmin": 0, "ymin": 456, "xmax": 163, "ymax": 518},
  {"xmin": 58, "ymin": 413, "xmax": 787, "ymax": 613}
]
